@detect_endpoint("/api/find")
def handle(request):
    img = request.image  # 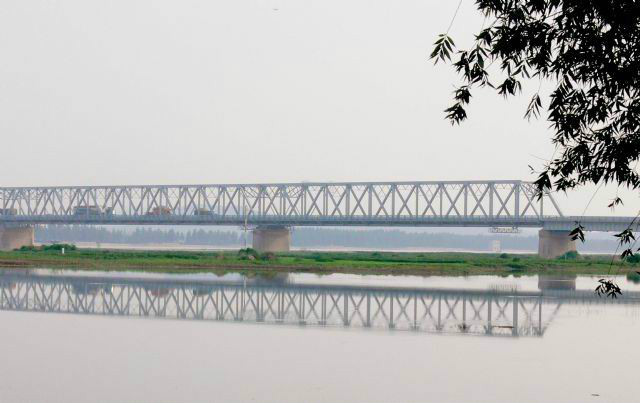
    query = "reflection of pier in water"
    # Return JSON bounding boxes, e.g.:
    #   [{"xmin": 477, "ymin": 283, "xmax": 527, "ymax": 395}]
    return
[{"xmin": 1, "ymin": 272, "xmax": 638, "ymax": 337}]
